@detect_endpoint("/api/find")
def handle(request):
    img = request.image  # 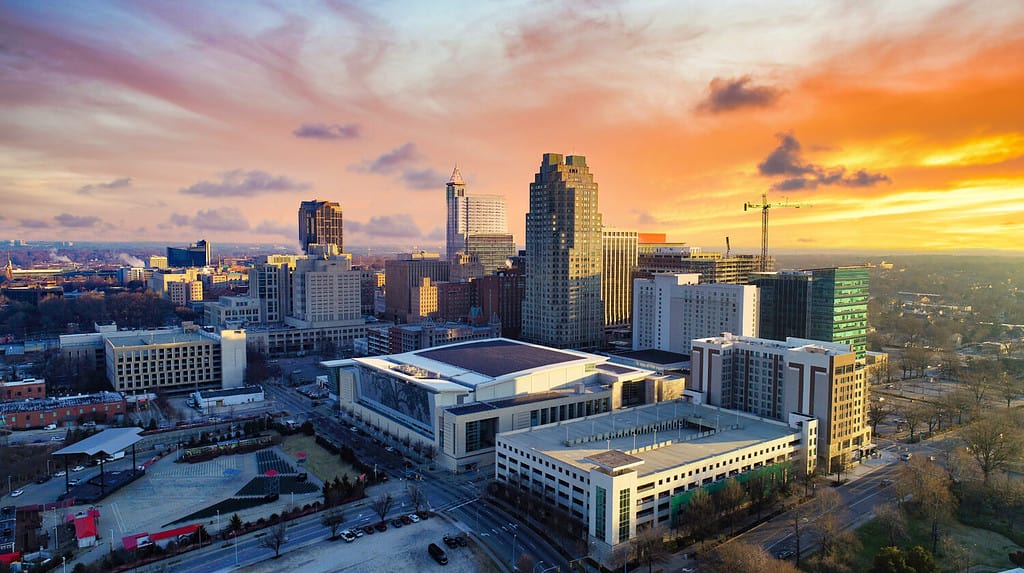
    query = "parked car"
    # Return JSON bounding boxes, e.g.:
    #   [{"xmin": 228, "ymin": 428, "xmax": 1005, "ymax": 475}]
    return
[
  {"xmin": 35, "ymin": 475, "xmax": 51, "ymax": 484},
  {"xmin": 54, "ymin": 470, "xmax": 66, "ymax": 477},
  {"xmin": 374, "ymin": 522, "xmax": 387, "ymax": 532},
  {"xmin": 71, "ymin": 465, "xmax": 85, "ymax": 472},
  {"xmin": 50, "ymin": 435, "xmax": 65, "ymax": 442},
  {"xmin": 10, "ymin": 489, "xmax": 24, "ymax": 497},
  {"xmin": 455, "ymin": 534, "xmax": 467, "ymax": 547},
  {"xmin": 776, "ymin": 549, "xmax": 795, "ymax": 559},
  {"xmin": 44, "ymin": 423, "xmax": 57, "ymax": 430},
  {"xmin": 900, "ymin": 453, "xmax": 913, "ymax": 461},
  {"xmin": 400, "ymin": 515, "xmax": 412, "ymax": 525},
  {"xmin": 428, "ymin": 542, "xmax": 448, "ymax": 565},
  {"xmin": 68, "ymin": 479, "xmax": 80, "ymax": 486},
  {"xmin": 362, "ymin": 525, "xmax": 375, "ymax": 535},
  {"xmin": 353, "ymin": 528, "xmax": 365, "ymax": 538},
  {"xmin": 879, "ymin": 478, "xmax": 893, "ymax": 487},
  {"xmin": 340, "ymin": 530, "xmax": 356, "ymax": 543},
  {"xmin": 407, "ymin": 514, "xmax": 420, "ymax": 523},
  {"xmin": 443, "ymin": 534, "xmax": 458, "ymax": 548},
  {"xmin": 390, "ymin": 518, "xmax": 403, "ymax": 528}
]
